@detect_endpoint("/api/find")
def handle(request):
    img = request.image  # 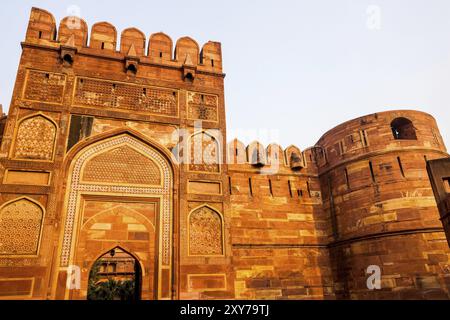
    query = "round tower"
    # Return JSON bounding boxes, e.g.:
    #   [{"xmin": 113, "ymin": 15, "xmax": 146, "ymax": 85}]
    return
[{"xmin": 315, "ymin": 110, "xmax": 450, "ymax": 299}]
